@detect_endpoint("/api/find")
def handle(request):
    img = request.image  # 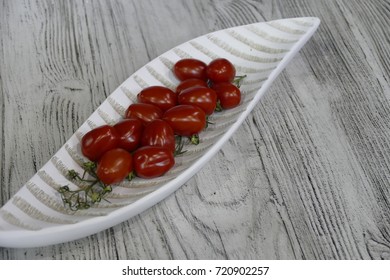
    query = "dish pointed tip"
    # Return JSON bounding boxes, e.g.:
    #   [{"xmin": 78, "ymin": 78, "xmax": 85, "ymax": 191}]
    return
[{"xmin": 309, "ymin": 17, "xmax": 321, "ymax": 27}]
